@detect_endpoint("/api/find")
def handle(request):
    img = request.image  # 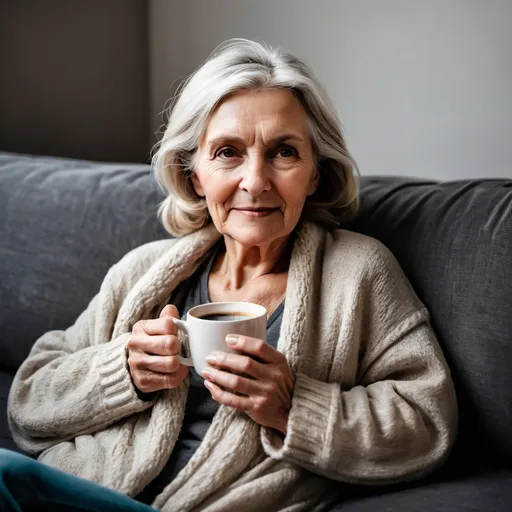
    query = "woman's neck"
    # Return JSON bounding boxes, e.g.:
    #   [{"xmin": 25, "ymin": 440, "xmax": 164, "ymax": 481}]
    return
[{"xmin": 214, "ymin": 235, "xmax": 292, "ymax": 290}]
